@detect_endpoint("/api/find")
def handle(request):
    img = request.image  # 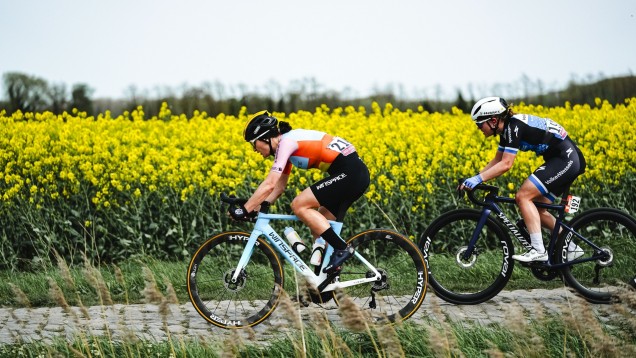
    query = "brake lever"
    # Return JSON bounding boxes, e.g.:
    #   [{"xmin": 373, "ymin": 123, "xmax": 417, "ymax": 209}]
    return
[
  {"xmin": 456, "ymin": 179, "xmax": 467, "ymax": 200},
  {"xmin": 220, "ymin": 192, "xmax": 232, "ymax": 203}
]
